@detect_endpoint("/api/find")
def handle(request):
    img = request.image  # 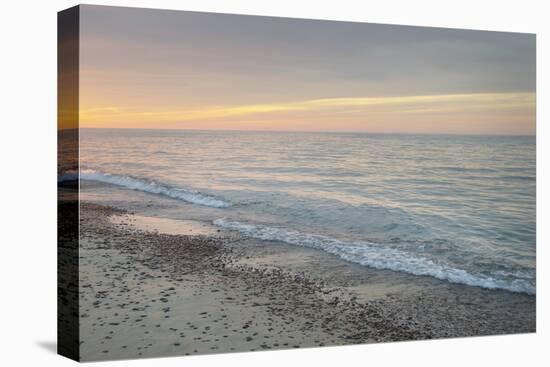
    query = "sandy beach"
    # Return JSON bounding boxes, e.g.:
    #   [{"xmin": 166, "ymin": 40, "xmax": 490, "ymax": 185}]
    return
[{"xmin": 78, "ymin": 201, "xmax": 535, "ymax": 361}]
